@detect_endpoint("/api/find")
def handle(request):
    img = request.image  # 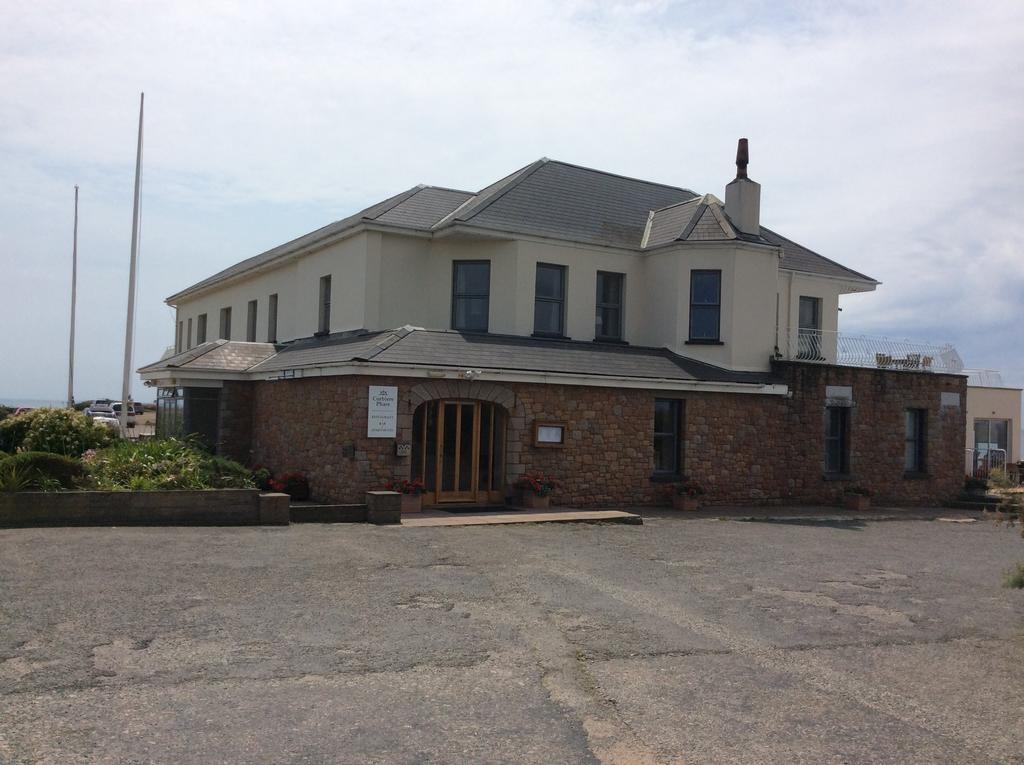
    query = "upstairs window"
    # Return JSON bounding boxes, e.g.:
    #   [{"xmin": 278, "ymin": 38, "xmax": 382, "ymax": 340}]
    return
[
  {"xmin": 451, "ymin": 261, "xmax": 490, "ymax": 332},
  {"xmin": 688, "ymin": 270, "xmax": 721, "ymax": 342},
  {"xmin": 246, "ymin": 299, "xmax": 258, "ymax": 342},
  {"xmin": 219, "ymin": 307, "xmax": 231, "ymax": 340},
  {"xmin": 595, "ymin": 271, "xmax": 624, "ymax": 341},
  {"xmin": 904, "ymin": 409, "xmax": 927, "ymax": 473},
  {"xmin": 196, "ymin": 313, "xmax": 207, "ymax": 344},
  {"xmin": 798, "ymin": 296, "xmax": 823, "ymax": 359},
  {"xmin": 318, "ymin": 275, "xmax": 332, "ymax": 335},
  {"xmin": 186, "ymin": 317, "xmax": 193, "ymax": 350},
  {"xmin": 176, "ymin": 321, "xmax": 183, "ymax": 353},
  {"xmin": 267, "ymin": 294, "xmax": 278, "ymax": 343},
  {"xmin": 825, "ymin": 405, "xmax": 850, "ymax": 474},
  {"xmin": 534, "ymin": 263, "xmax": 566, "ymax": 337},
  {"xmin": 653, "ymin": 399, "xmax": 684, "ymax": 476}
]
